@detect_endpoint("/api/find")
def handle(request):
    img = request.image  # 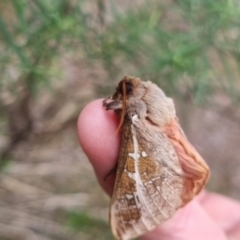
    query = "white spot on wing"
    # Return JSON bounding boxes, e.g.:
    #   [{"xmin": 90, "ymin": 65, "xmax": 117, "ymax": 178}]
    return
[
  {"xmin": 126, "ymin": 171, "xmax": 135, "ymax": 179},
  {"xmin": 126, "ymin": 194, "xmax": 134, "ymax": 200},
  {"xmin": 132, "ymin": 114, "xmax": 138, "ymax": 123},
  {"xmin": 128, "ymin": 152, "xmax": 140, "ymax": 160},
  {"xmin": 142, "ymin": 151, "xmax": 147, "ymax": 157}
]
